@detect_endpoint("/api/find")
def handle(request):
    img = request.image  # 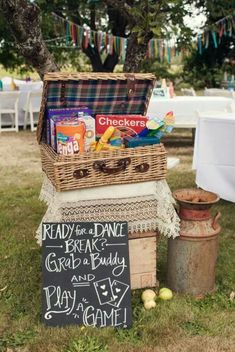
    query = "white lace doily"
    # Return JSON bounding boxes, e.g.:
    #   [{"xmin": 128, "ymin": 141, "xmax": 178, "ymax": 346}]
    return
[{"xmin": 36, "ymin": 174, "xmax": 180, "ymax": 244}]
